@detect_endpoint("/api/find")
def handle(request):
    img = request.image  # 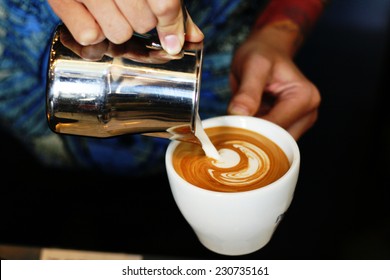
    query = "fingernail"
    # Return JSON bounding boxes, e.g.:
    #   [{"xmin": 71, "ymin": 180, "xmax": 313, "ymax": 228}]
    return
[
  {"xmin": 228, "ymin": 104, "xmax": 250, "ymax": 116},
  {"xmin": 163, "ymin": 34, "xmax": 182, "ymax": 55},
  {"xmin": 79, "ymin": 29, "xmax": 101, "ymax": 46}
]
